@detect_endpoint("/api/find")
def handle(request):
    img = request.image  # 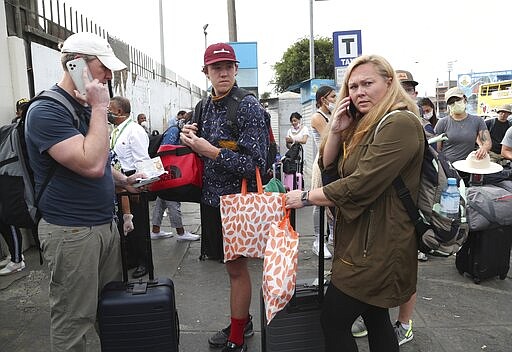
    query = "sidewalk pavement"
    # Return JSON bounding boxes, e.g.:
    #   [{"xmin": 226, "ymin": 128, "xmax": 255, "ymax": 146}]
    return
[{"xmin": 1, "ymin": 201, "xmax": 511, "ymax": 351}]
